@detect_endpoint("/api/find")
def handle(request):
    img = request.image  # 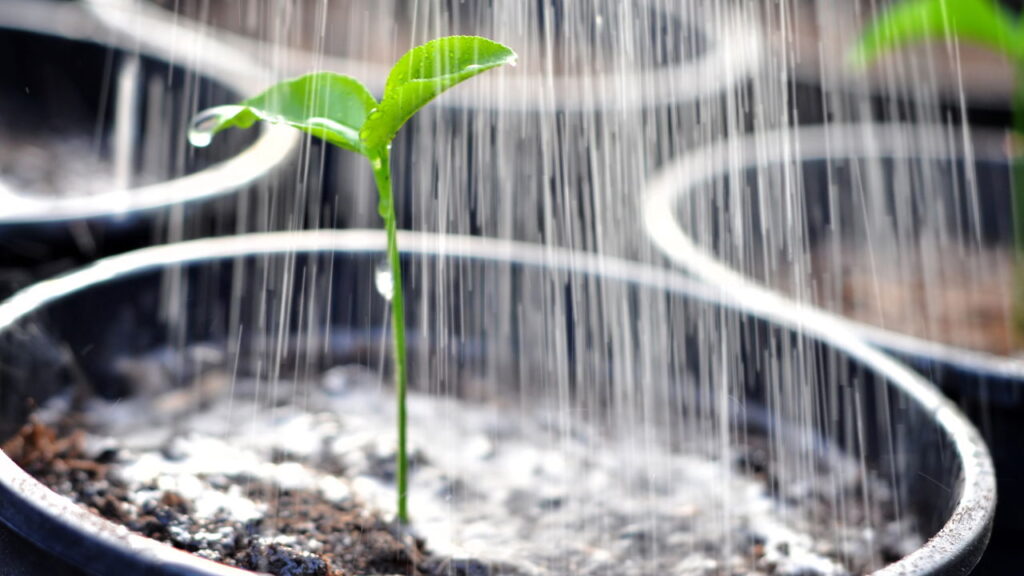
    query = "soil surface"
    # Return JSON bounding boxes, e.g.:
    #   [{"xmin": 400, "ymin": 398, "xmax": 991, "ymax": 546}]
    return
[
  {"xmin": 4, "ymin": 419, "xmax": 440, "ymax": 576},
  {"xmin": 5, "ymin": 361, "xmax": 919, "ymax": 576},
  {"xmin": 774, "ymin": 243, "xmax": 1018, "ymax": 356}
]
